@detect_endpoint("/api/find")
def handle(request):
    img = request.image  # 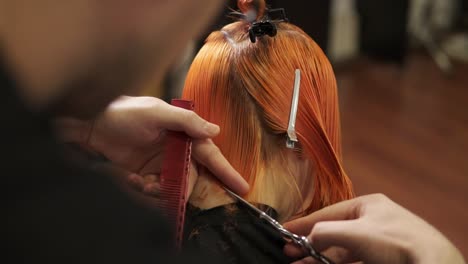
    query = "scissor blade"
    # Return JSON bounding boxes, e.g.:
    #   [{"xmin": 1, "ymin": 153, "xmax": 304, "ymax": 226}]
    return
[
  {"xmin": 223, "ymin": 187, "xmax": 266, "ymax": 215},
  {"xmin": 223, "ymin": 187, "xmax": 283, "ymax": 227}
]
